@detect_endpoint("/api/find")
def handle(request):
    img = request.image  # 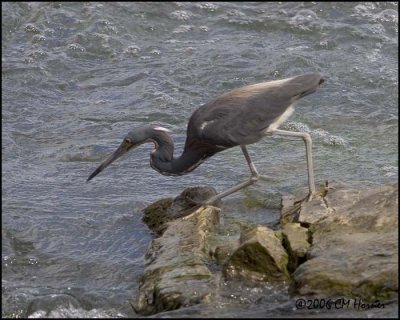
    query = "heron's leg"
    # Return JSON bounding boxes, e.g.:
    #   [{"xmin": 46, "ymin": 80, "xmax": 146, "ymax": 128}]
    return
[
  {"xmin": 241, "ymin": 145, "xmax": 260, "ymax": 178},
  {"xmin": 271, "ymin": 129, "xmax": 316, "ymax": 197},
  {"xmin": 204, "ymin": 146, "xmax": 259, "ymax": 205}
]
